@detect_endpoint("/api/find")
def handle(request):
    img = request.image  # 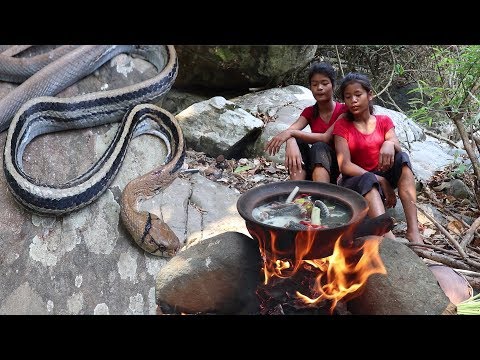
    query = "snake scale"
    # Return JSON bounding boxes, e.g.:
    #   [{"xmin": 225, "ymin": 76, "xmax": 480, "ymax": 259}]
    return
[{"xmin": 1, "ymin": 45, "xmax": 185, "ymax": 257}]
